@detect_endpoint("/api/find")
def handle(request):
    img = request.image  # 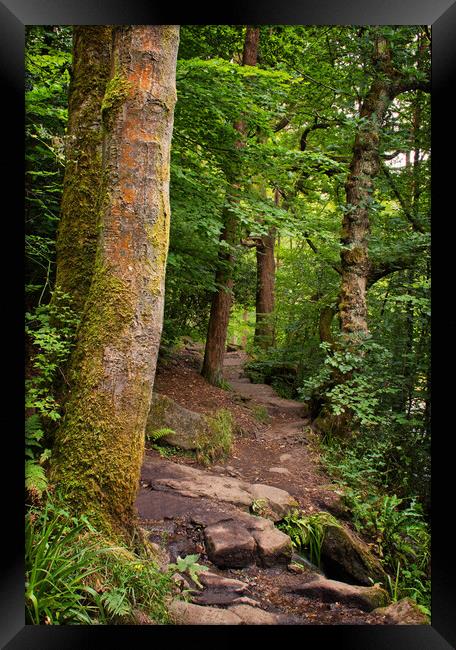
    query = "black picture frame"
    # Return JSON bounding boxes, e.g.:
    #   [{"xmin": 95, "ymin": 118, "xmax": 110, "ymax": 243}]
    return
[{"xmin": 3, "ymin": 0, "xmax": 455, "ymax": 647}]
